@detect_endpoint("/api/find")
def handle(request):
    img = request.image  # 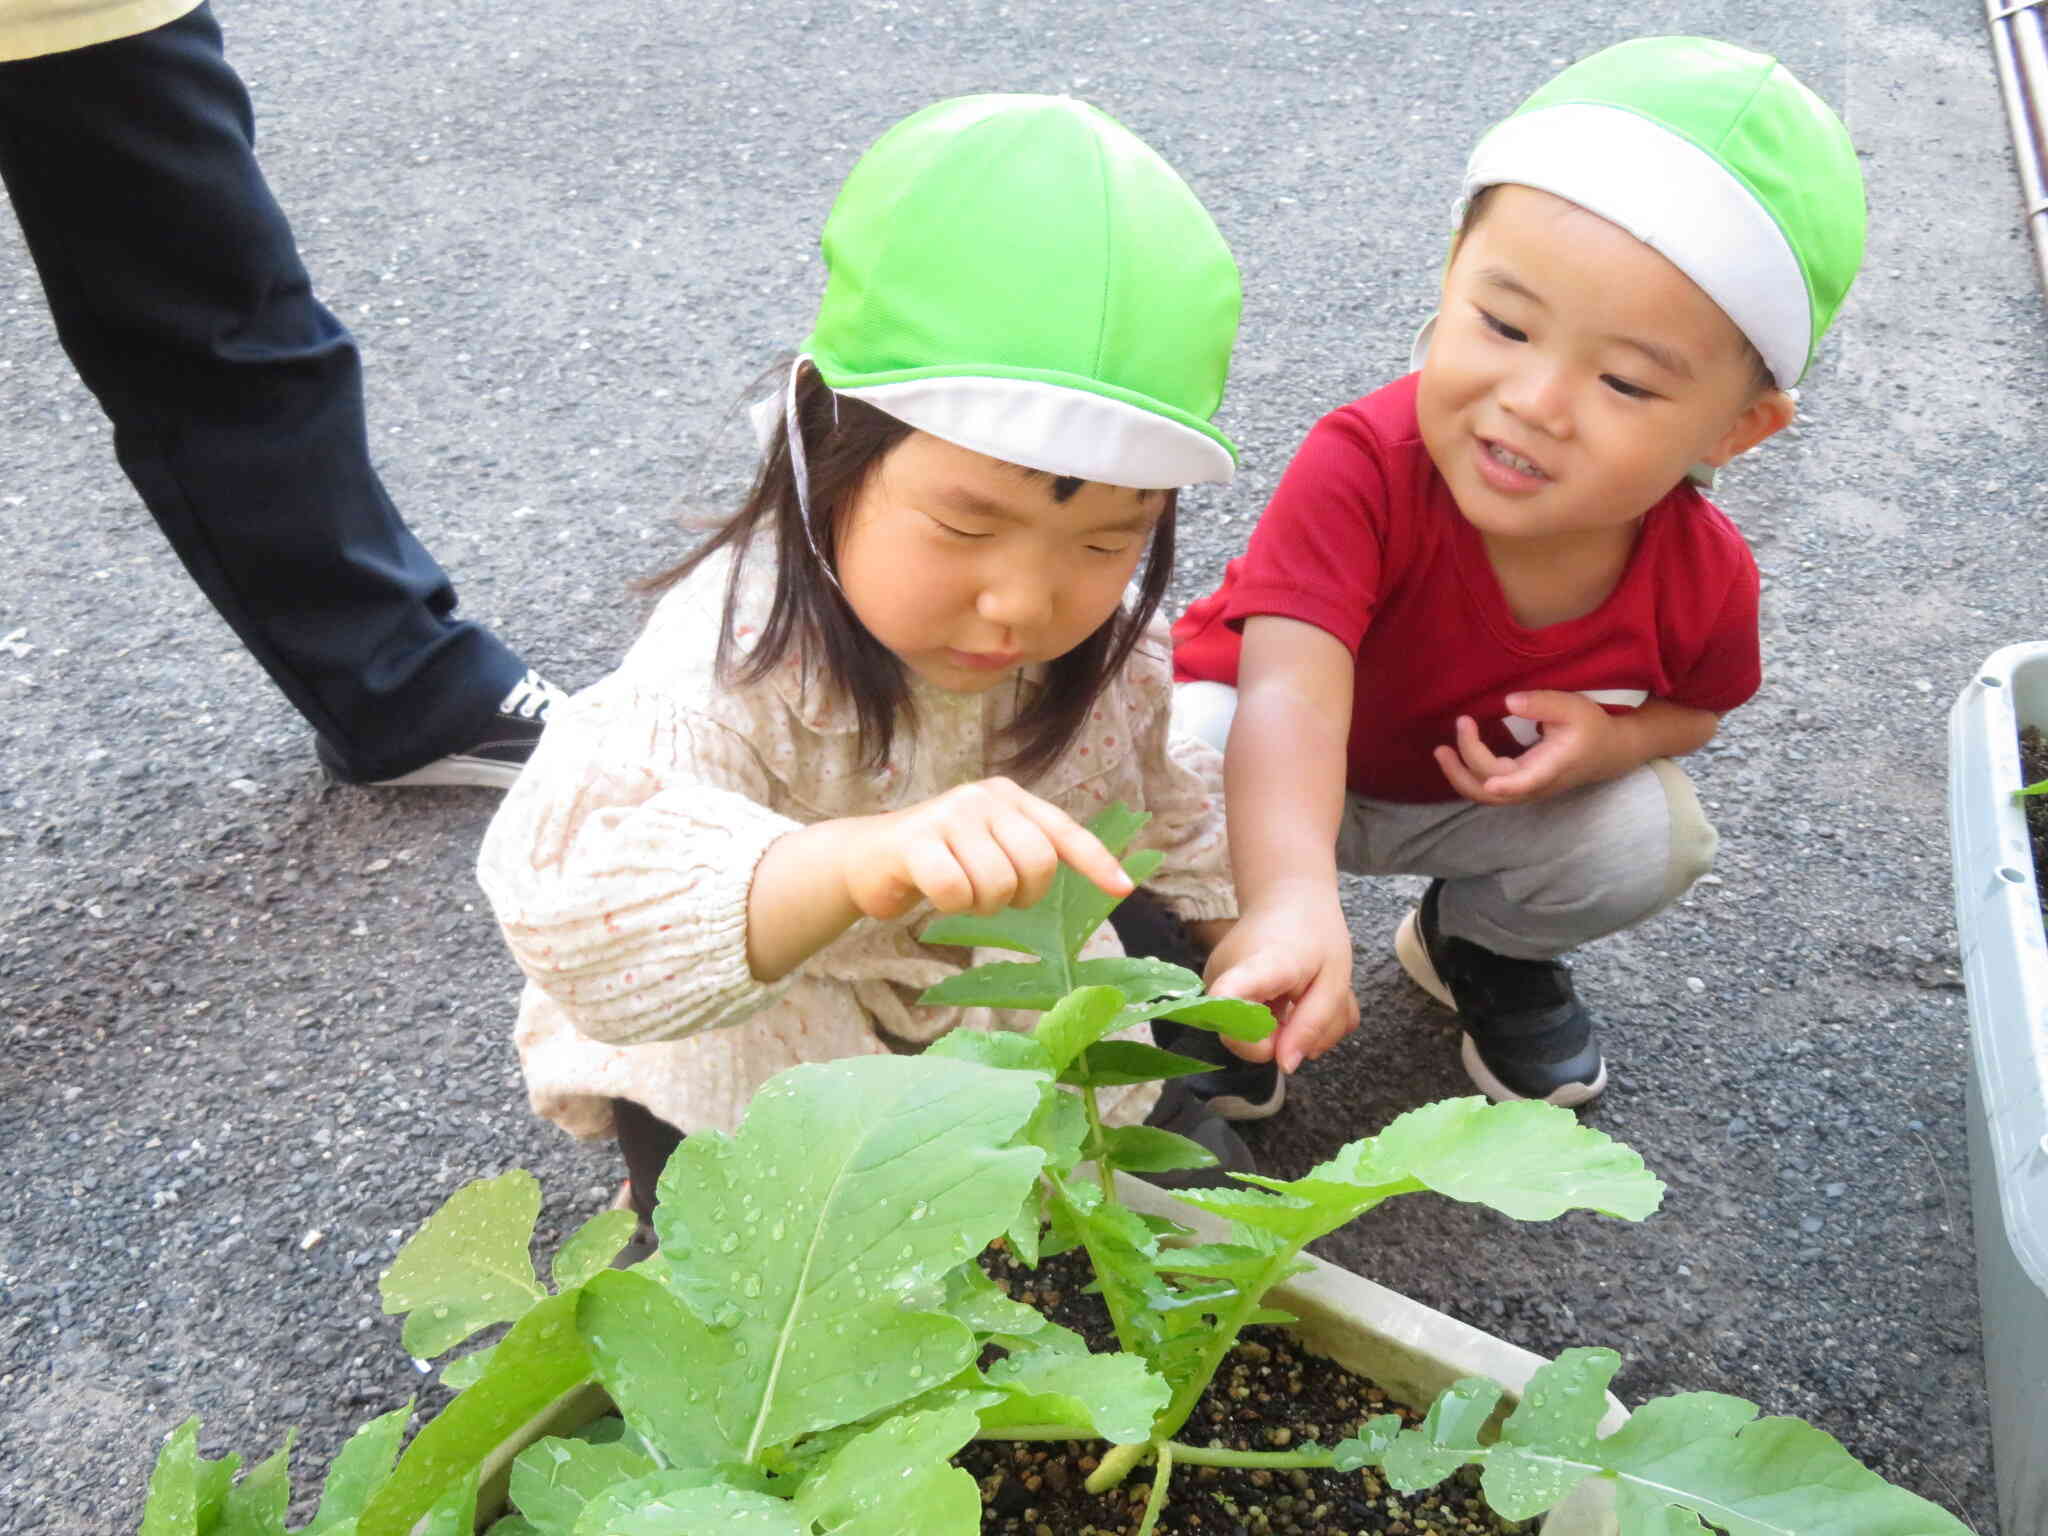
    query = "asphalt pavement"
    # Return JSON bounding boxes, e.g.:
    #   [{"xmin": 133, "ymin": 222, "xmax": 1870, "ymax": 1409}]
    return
[{"xmin": 3, "ymin": 1, "xmax": 2042, "ymax": 1531}]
